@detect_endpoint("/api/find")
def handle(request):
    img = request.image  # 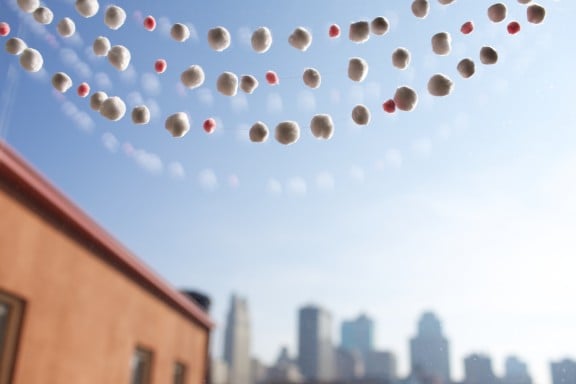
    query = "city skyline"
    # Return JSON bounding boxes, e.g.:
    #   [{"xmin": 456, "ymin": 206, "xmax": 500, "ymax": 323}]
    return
[{"xmin": 213, "ymin": 296, "xmax": 573, "ymax": 384}]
